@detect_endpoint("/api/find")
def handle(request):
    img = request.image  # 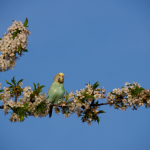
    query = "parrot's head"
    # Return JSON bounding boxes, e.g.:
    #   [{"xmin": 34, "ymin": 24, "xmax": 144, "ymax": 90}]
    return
[{"xmin": 53, "ymin": 72, "xmax": 65, "ymax": 84}]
